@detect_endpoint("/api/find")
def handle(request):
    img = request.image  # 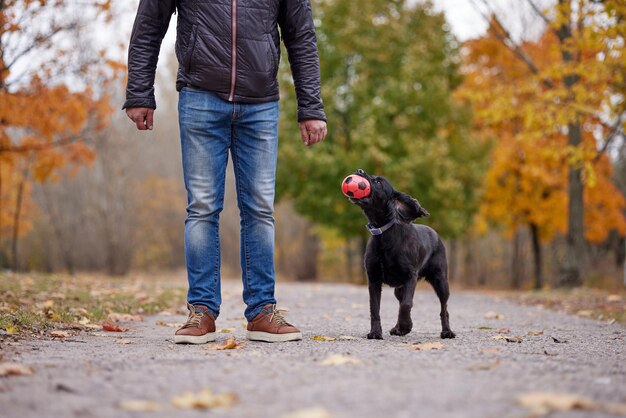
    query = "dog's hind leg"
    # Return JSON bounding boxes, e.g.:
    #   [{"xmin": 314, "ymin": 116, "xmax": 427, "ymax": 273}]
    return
[
  {"xmin": 425, "ymin": 272, "xmax": 456, "ymax": 338},
  {"xmin": 390, "ymin": 276, "xmax": 417, "ymax": 336}
]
